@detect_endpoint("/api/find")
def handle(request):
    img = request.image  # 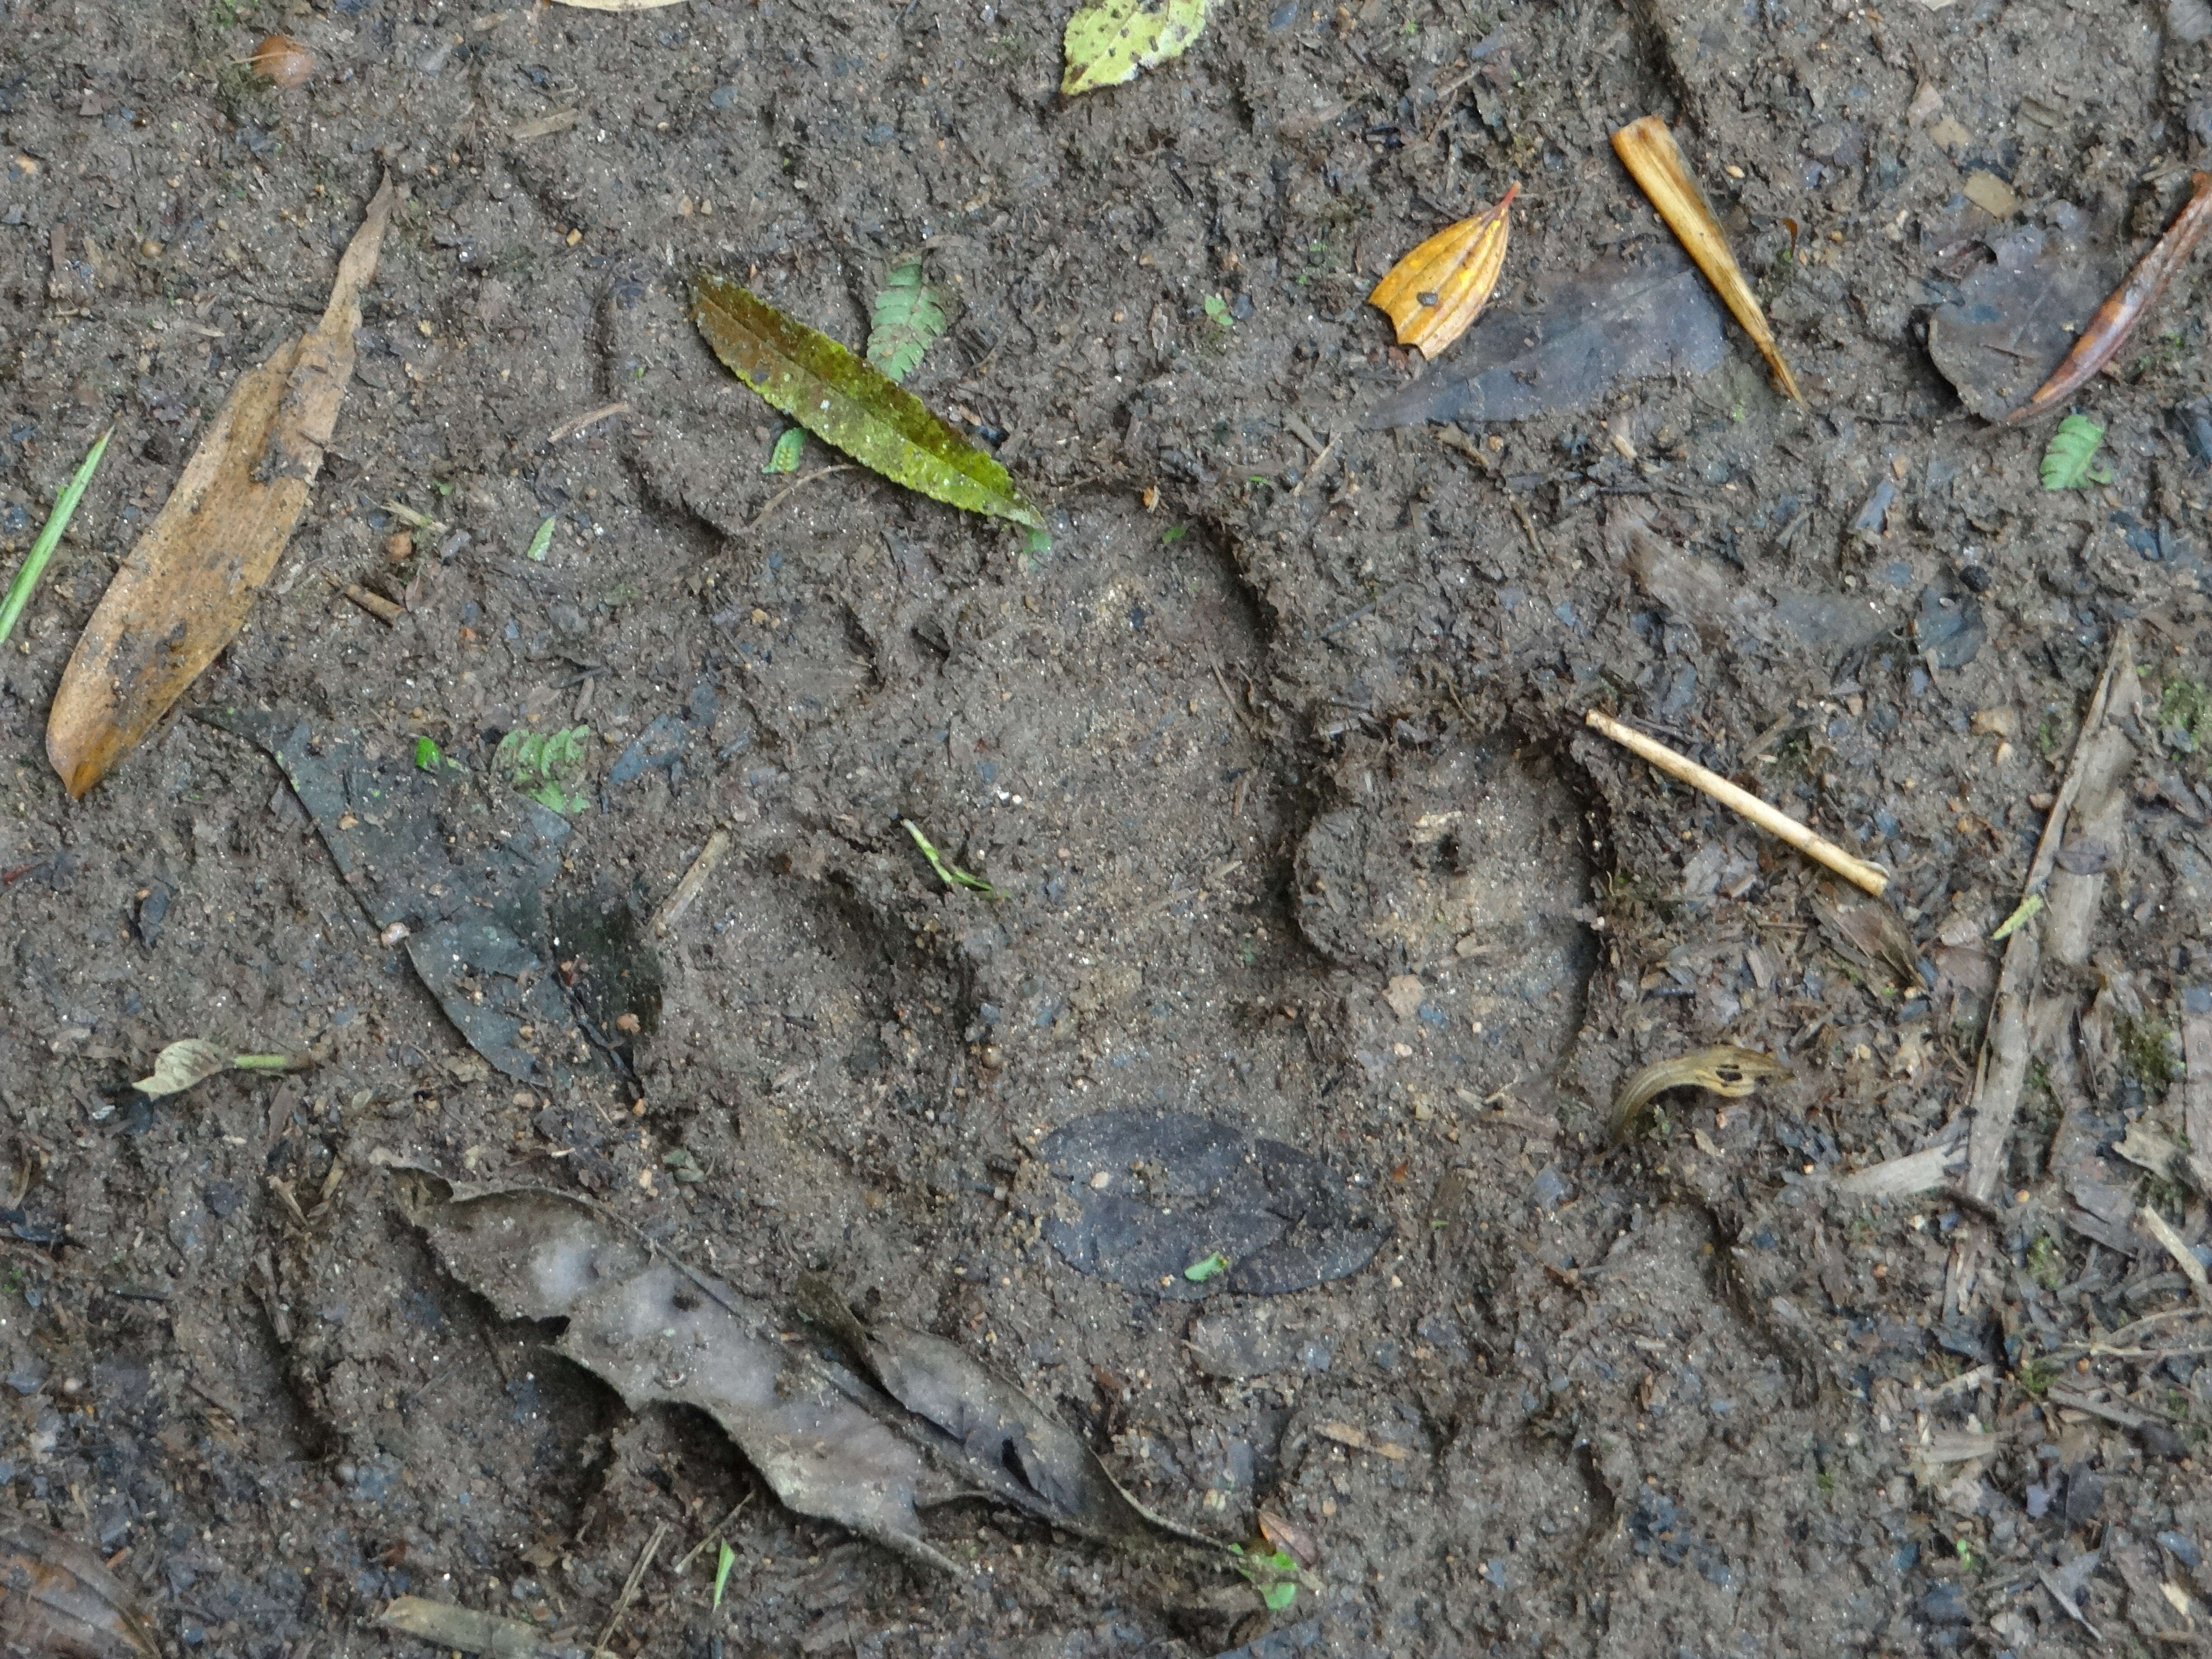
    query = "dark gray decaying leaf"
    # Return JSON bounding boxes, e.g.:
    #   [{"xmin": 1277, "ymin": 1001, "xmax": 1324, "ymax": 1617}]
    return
[
  {"xmin": 1037, "ymin": 1111, "xmax": 1387, "ymax": 1300},
  {"xmin": 1926, "ymin": 211, "xmax": 2123, "ymax": 421},
  {"xmin": 404, "ymin": 1174, "xmax": 1217, "ymax": 1569},
  {"xmin": 202, "ymin": 707, "xmax": 650, "ymax": 1087},
  {"xmin": 405, "ymin": 1176, "xmax": 960, "ymax": 1571},
  {"xmin": 797, "ymin": 1277, "xmax": 1210, "ymax": 1547},
  {"xmin": 1364, "ymin": 243, "xmax": 1727, "ymax": 430}
]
